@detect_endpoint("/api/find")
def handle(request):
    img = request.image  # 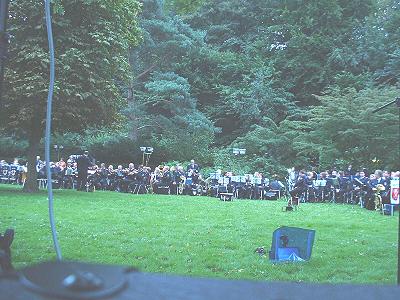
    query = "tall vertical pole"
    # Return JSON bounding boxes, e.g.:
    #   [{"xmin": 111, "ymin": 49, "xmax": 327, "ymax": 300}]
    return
[
  {"xmin": 0, "ymin": 0, "xmax": 9, "ymax": 103},
  {"xmin": 44, "ymin": 0, "xmax": 62, "ymax": 260}
]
